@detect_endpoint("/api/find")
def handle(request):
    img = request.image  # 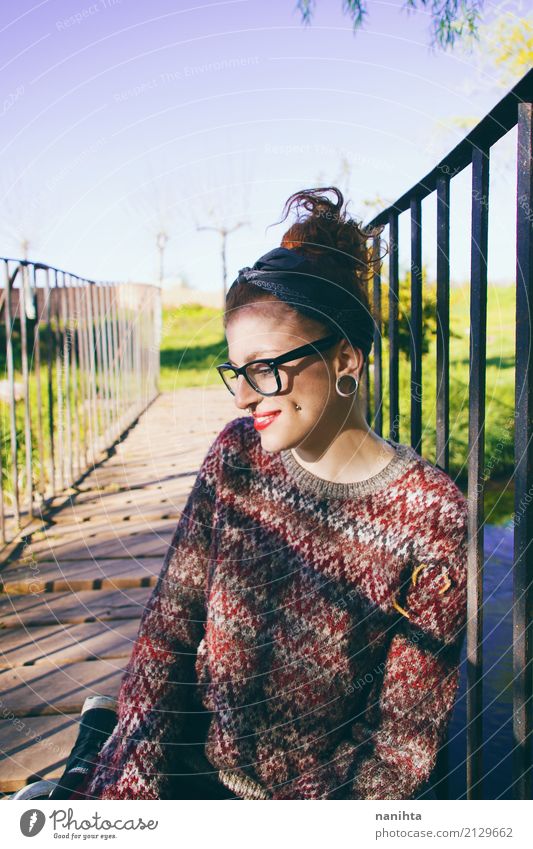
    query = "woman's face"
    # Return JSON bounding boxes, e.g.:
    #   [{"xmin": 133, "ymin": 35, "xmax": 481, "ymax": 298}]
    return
[{"xmin": 224, "ymin": 304, "xmax": 357, "ymax": 453}]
